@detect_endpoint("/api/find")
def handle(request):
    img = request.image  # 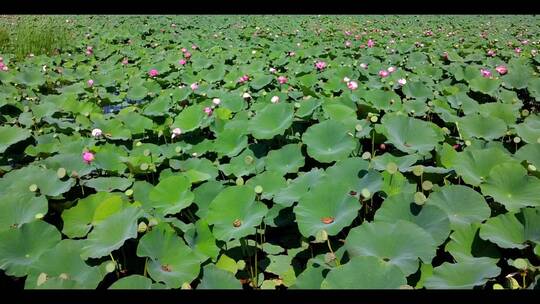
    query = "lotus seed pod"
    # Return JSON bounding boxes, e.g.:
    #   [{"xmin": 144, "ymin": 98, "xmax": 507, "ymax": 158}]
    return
[
  {"xmin": 414, "ymin": 192, "xmax": 427, "ymax": 205},
  {"xmin": 315, "ymin": 229, "xmax": 328, "ymax": 242},
  {"xmin": 125, "ymin": 189, "xmax": 133, "ymax": 196},
  {"xmin": 140, "ymin": 163, "xmax": 149, "ymax": 171},
  {"xmin": 143, "ymin": 149, "xmax": 150, "ymax": 156},
  {"xmin": 294, "ymin": 102, "xmax": 300, "ymax": 108},
  {"xmin": 244, "ymin": 155, "xmax": 254, "ymax": 165},
  {"xmin": 37, "ymin": 273, "xmax": 47, "ymax": 286},
  {"xmin": 412, "ymin": 165, "xmax": 424, "ymax": 176},
  {"xmin": 361, "ymin": 188, "xmax": 371, "ymax": 199},
  {"xmin": 355, "ymin": 124, "xmax": 363, "ymax": 131},
  {"xmin": 361, "ymin": 152, "xmax": 371, "ymax": 160},
  {"xmin": 29, "ymin": 184, "xmax": 38, "ymax": 192},
  {"xmin": 148, "ymin": 218, "xmax": 158, "ymax": 227},
  {"xmin": 370, "ymin": 115, "xmax": 378, "ymax": 123},
  {"xmin": 465, "ymin": 140, "xmax": 471, "ymax": 146},
  {"xmin": 59, "ymin": 273, "xmax": 69, "ymax": 280},
  {"xmin": 528, "ymin": 164, "xmax": 537, "ymax": 172},
  {"xmin": 235, "ymin": 177, "xmax": 244, "ymax": 185},
  {"xmin": 399, "ymin": 285, "xmax": 414, "ymax": 289},
  {"xmin": 324, "ymin": 252, "xmax": 336, "ymax": 263},
  {"xmin": 136, "ymin": 141, "xmax": 142, "ymax": 147},
  {"xmin": 175, "ymin": 146, "xmax": 182, "ymax": 153},
  {"xmin": 386, "ymin": 162, "xmax": 398, "ymax": 174},
  {"xmin": 57, "ymin": 167, "xmax": 66, "ymax": 179},
  {"xmin": 137, "ymin": 222, "xmax": 148, "ymax": 233},
  {"xmin": 513, "ymin": 137, "xmax": 521, "ymax": 143},
  {"xmin": 34, "ymin": 213, "xmax": 44, "ymax": 219},
  {"xmin": 233, "ymin": 219, "xmax": 242, "ymax": 227},
  {"xmin": 254, "ymin": 185, "xmax": 263, "ymax": 194},
  {"xmin": 421, "ymin": 180, "xmax": 433, "ymax": 191},
  {"xmin": 522, "ymin": 109, "xmax": 530, "ymax": 117}
]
